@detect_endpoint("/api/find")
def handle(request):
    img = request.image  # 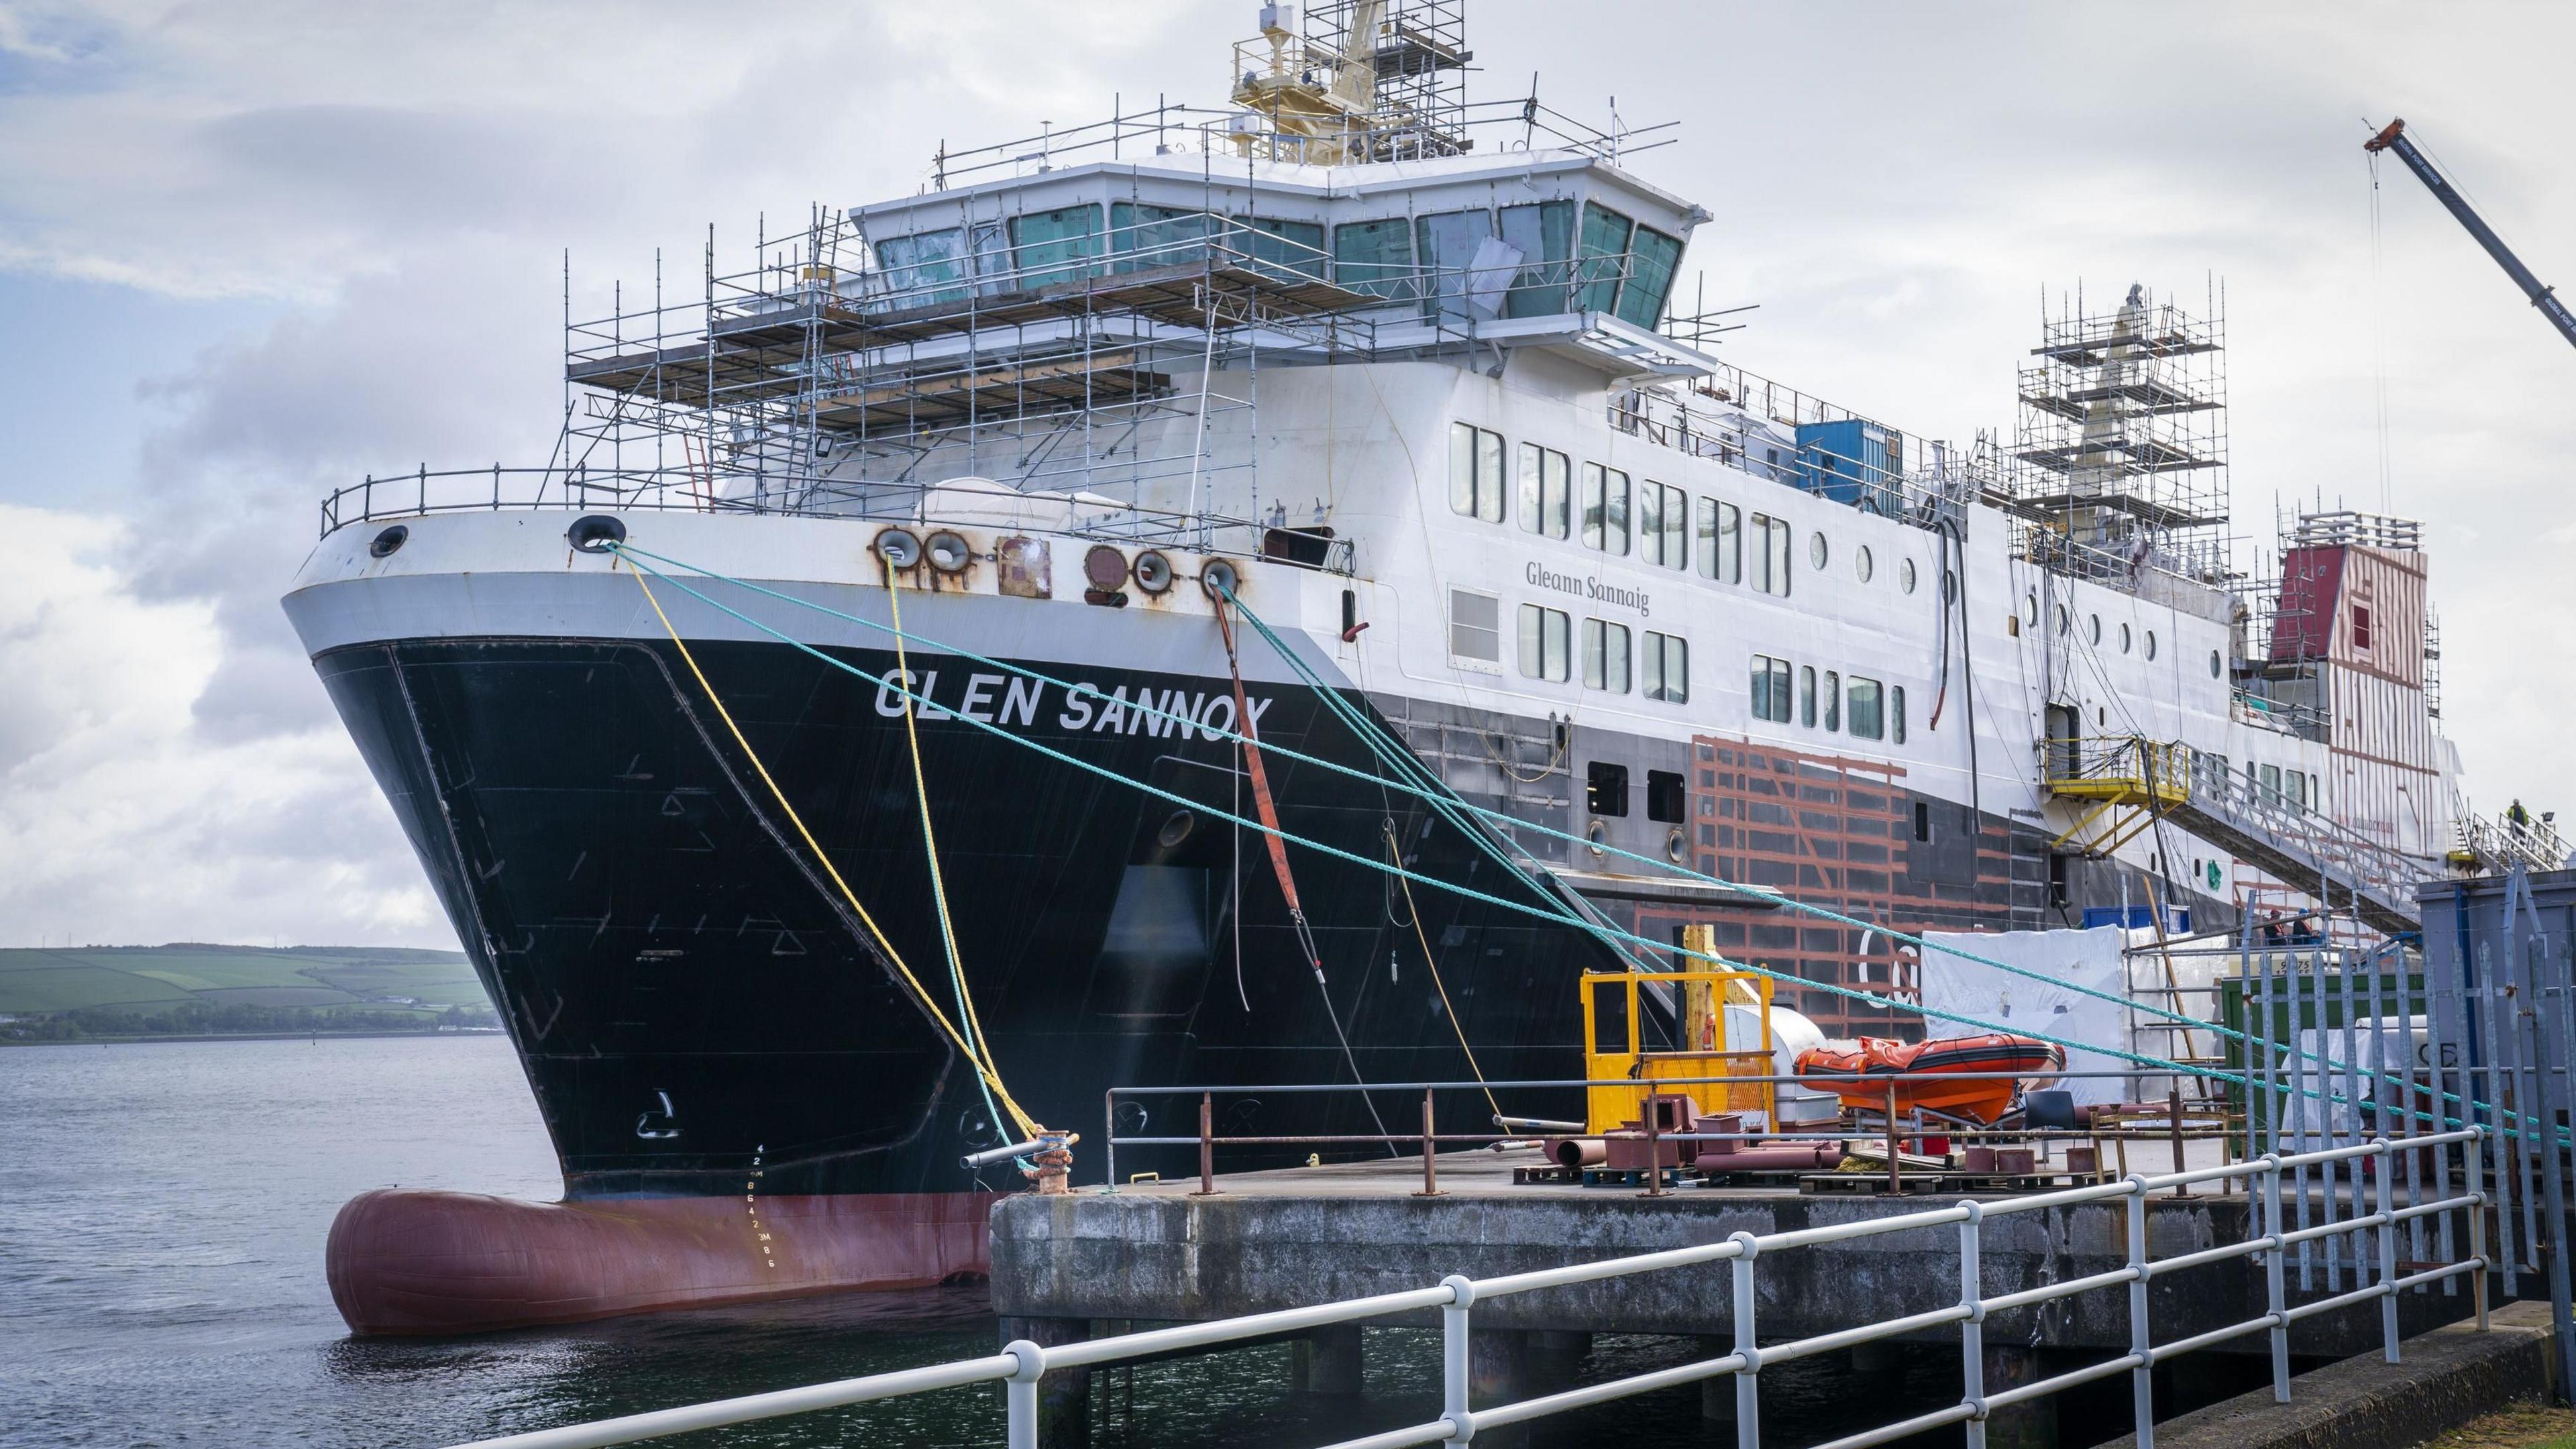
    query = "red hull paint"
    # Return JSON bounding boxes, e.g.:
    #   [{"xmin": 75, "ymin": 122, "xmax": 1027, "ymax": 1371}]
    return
[{"xmin": 326, "ymin": 1188, "xmax": 999, "ymax": 1336}]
